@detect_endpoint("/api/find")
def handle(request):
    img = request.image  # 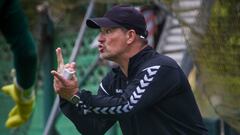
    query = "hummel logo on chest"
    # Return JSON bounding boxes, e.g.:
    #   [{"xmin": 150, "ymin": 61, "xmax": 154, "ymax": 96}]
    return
[{"xmin": 115, "ymin": 89, "xmax": 123, "ymax": 94}]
